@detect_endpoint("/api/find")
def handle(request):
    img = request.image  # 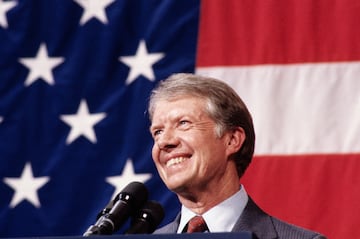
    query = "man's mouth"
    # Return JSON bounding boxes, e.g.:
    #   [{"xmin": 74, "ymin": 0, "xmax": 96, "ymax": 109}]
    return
[{"xmin": 166, "ymin": 157, "xmax": 189, "ymax": 167}]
